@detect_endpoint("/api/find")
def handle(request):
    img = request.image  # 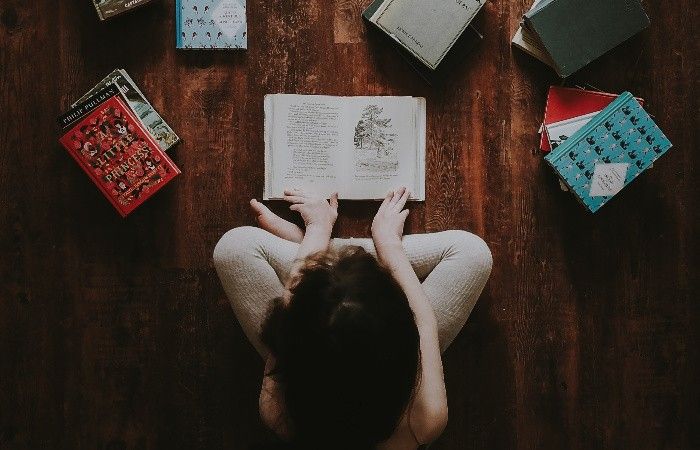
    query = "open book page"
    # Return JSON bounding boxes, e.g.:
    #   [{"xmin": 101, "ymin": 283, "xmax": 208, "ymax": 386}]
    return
[
  {"xmin": 344, "ymin": 97, "xmax": 425, "ymax": 200},
  {"xmin": 264, "ymin": 94, "xmax": 425, "ymax": 201}
]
